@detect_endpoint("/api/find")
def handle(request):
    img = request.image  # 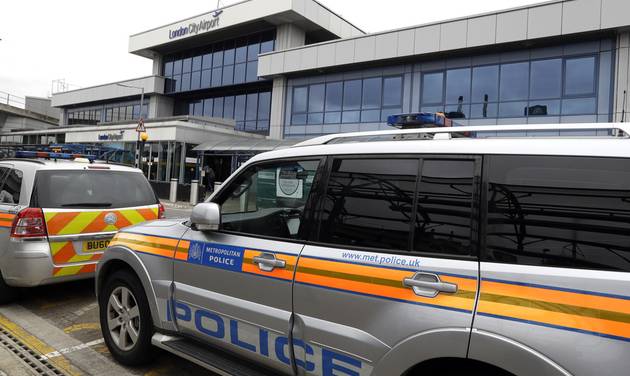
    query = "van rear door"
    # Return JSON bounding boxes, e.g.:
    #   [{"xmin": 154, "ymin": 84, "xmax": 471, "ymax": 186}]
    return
[{"xmin": 33, "ymin": 168, "xmax": 159, "ymax": 279}]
